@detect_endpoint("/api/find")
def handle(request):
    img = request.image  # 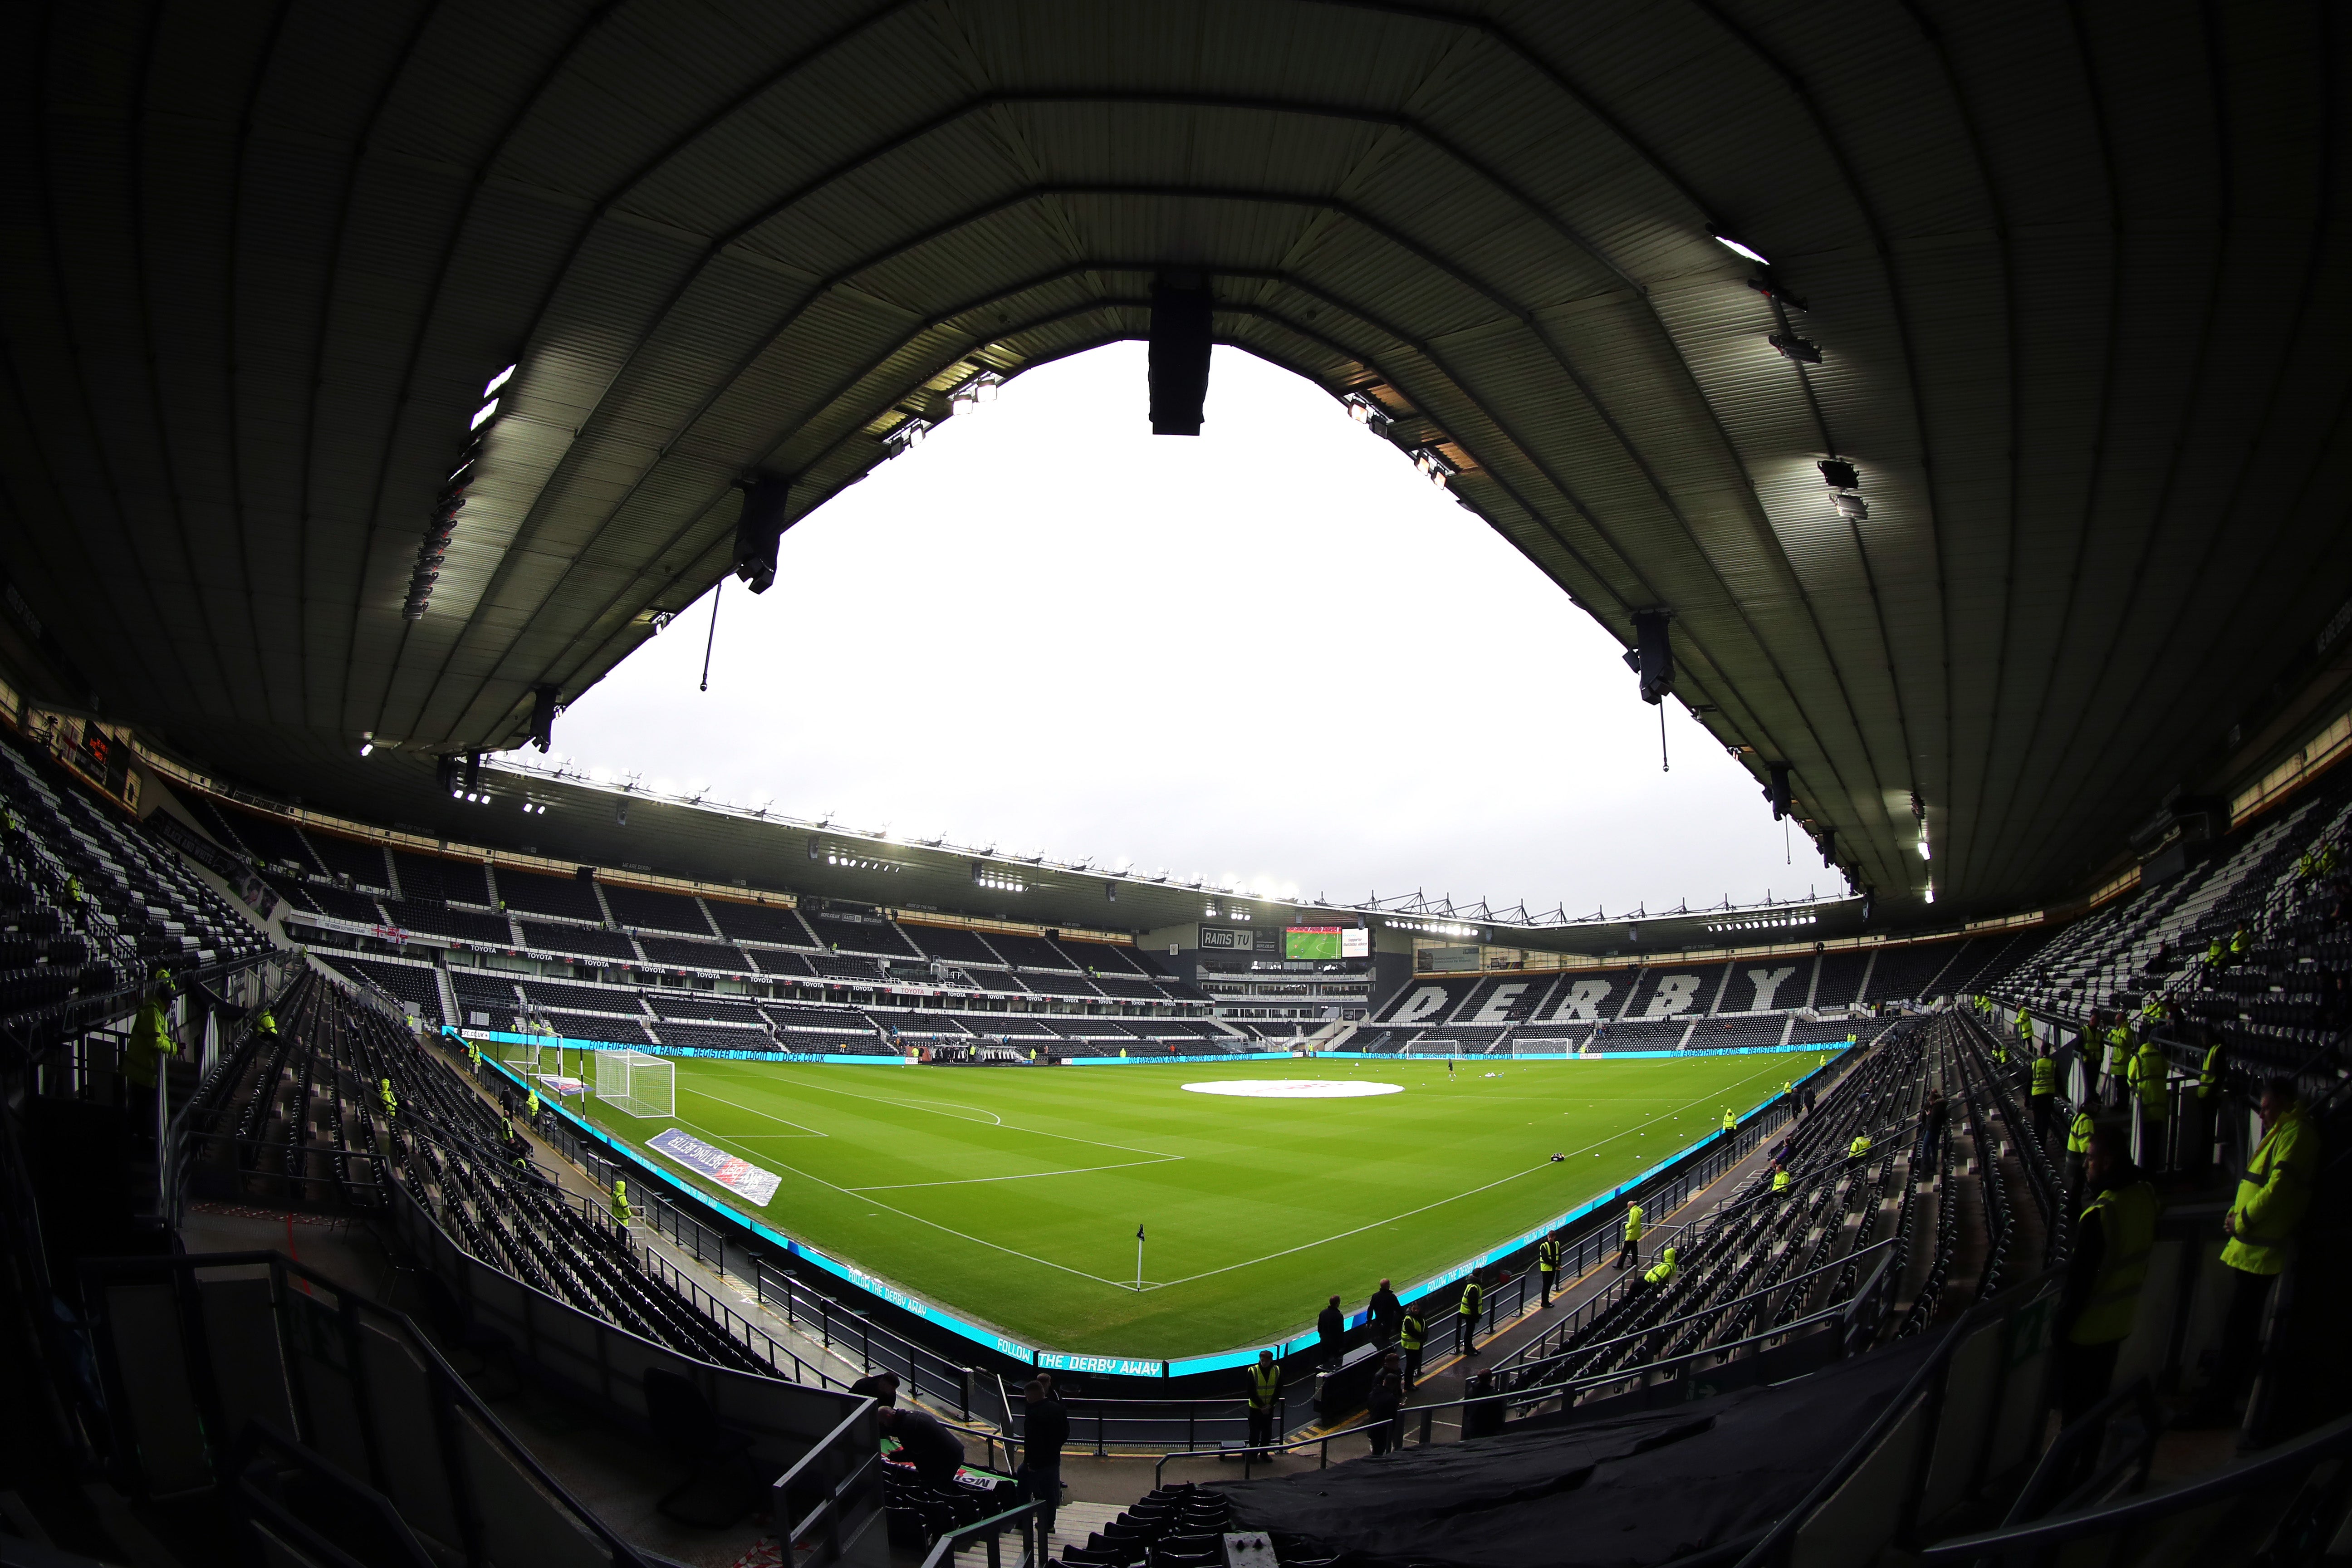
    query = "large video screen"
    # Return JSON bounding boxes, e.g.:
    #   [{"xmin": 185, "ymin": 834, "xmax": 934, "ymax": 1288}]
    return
[
  {"xmin": 1284, "ymin": 927, "xmax": 1340, "ymax": 960},
  {"xmin": 1285, "ymin": 926, "xmax": 1368, "ymax": 960}
]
